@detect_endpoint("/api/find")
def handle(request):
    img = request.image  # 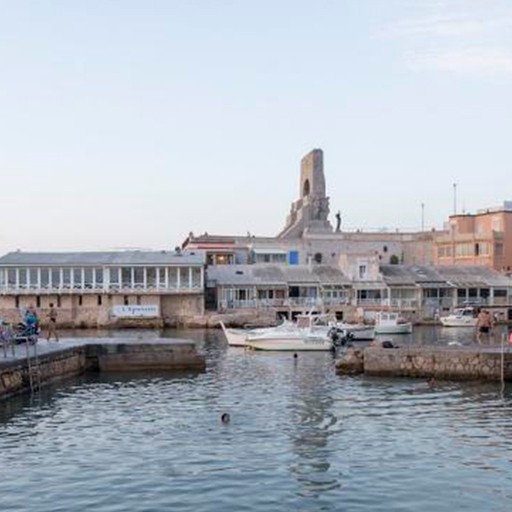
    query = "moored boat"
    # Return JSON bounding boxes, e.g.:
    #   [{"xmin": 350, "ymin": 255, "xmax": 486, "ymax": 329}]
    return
[
  {"xmin": 439, "ymin": 307, "xmax": 478, "ymax": 328},
  {"xmin": 335, "ymin": 322, "xmax": 375, "ymax": 340},
  {"xmin": 219, "ymin": 319, "xmax": 294, "ymax": 347},
  {"xmin": 245, "ymin": 331, "xmax": 332, "ymax": 351},
  {"xmin": 374, "ymin": 312, "xmax": 413, "ymax": 335}
]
